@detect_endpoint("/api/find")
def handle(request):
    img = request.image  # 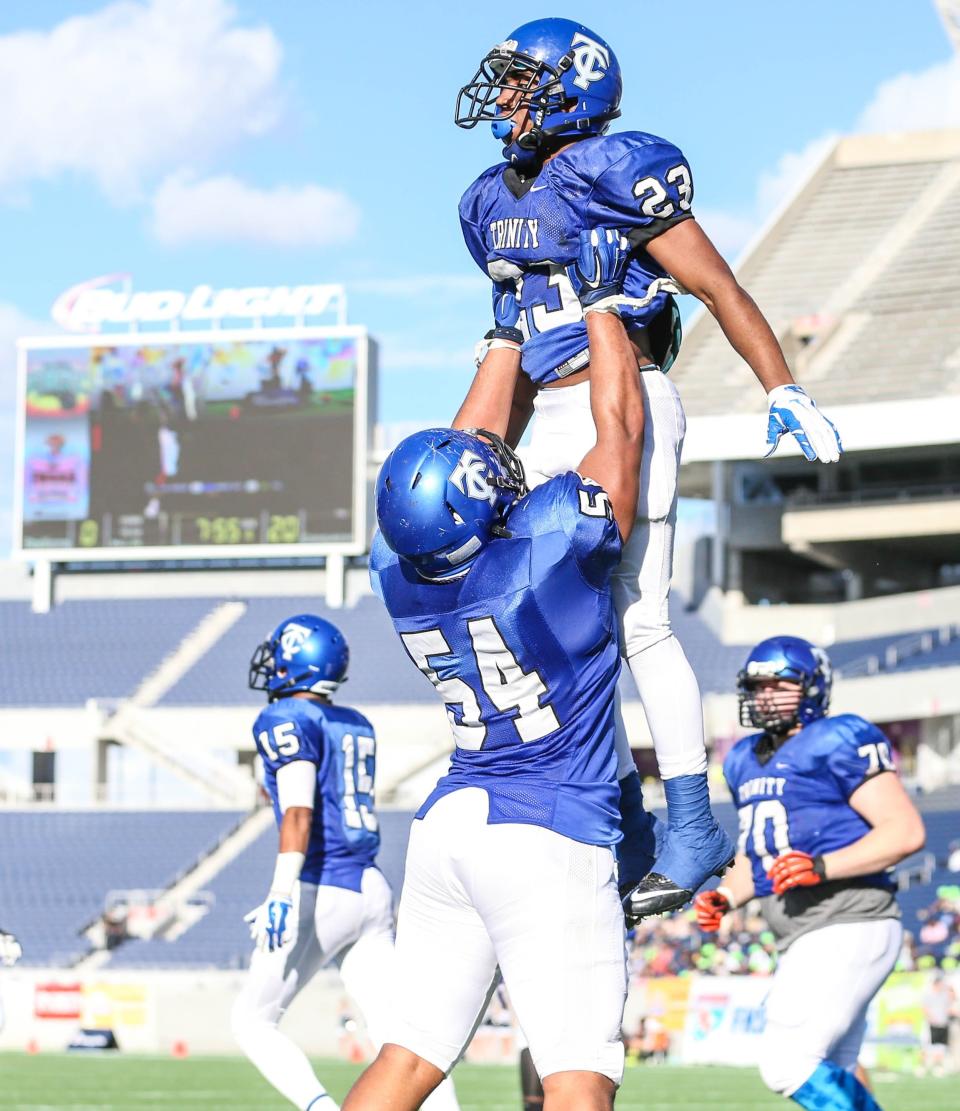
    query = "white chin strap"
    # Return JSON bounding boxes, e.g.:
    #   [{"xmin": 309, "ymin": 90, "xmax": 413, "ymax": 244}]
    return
[{"xmin": 308, "ymin": 679, "xmax": 342, "ymax": 696}]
